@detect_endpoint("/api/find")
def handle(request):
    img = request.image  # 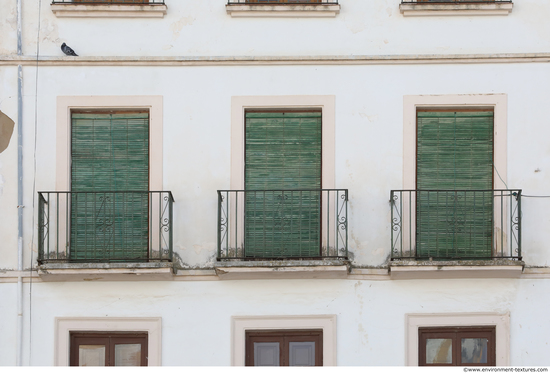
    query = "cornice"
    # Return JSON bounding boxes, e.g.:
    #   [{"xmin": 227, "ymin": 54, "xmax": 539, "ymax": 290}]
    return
[{"xmin": 1, "ymin": 53, "xmax": 549, "ymax": 67}]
